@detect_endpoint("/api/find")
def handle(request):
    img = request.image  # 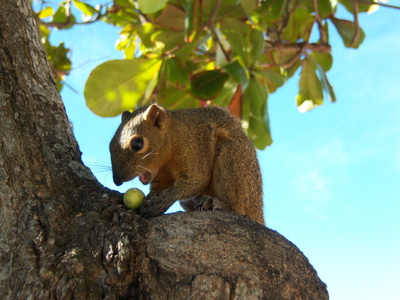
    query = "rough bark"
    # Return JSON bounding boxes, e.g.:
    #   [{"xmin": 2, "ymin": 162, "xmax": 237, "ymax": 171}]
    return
[{"xmin": 0, "ymin": 1, "xmax": 328, "ymax": 299}]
